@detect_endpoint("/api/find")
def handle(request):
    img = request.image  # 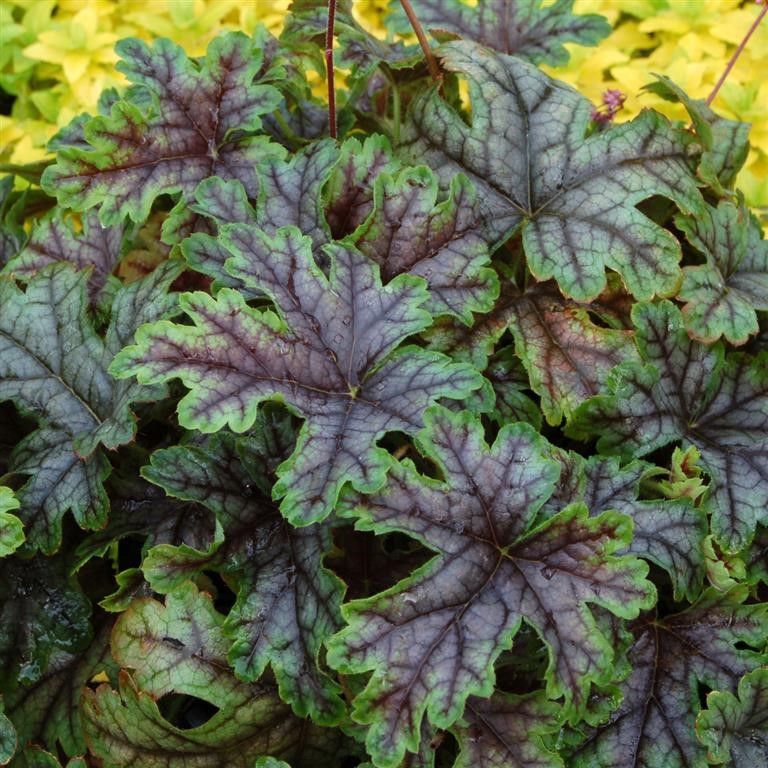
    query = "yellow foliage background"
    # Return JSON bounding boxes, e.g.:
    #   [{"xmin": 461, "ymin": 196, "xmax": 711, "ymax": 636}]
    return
[{"xmin": 0, "ymin": 0, "xmax": 765, "ymax": 214}]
